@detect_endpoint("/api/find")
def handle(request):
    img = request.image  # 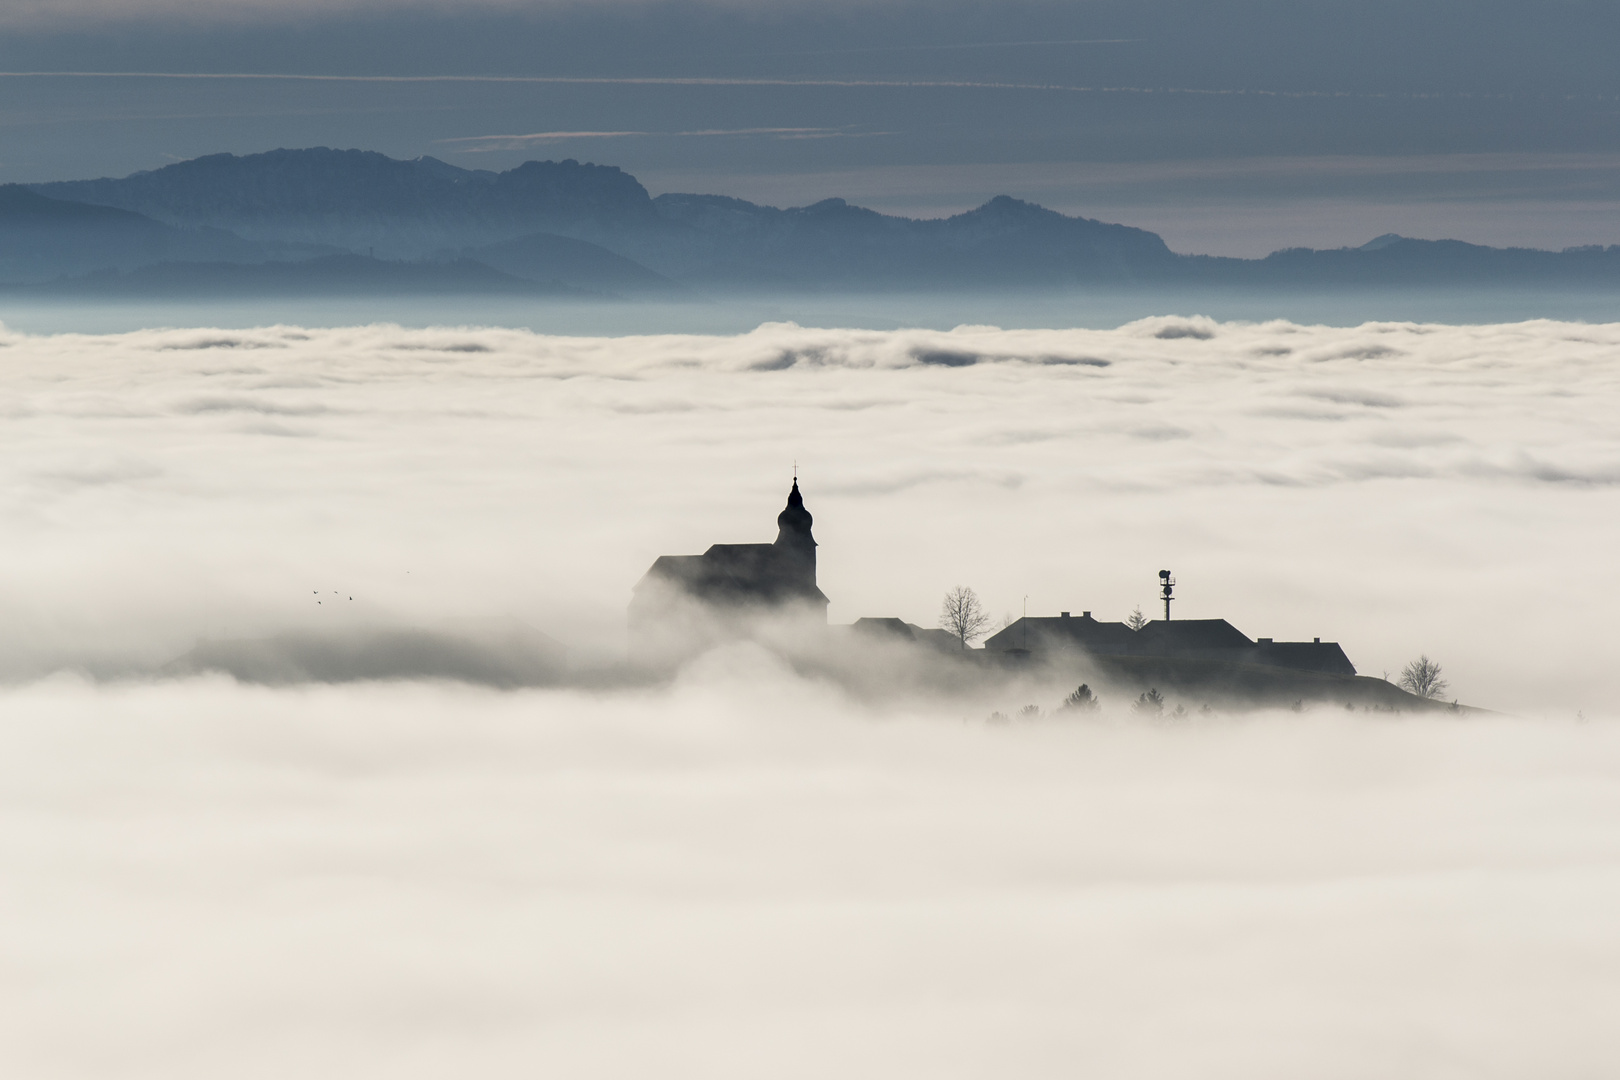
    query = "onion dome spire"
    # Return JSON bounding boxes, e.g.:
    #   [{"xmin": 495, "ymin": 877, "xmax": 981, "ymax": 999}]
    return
[{"xmin": 775, "ymin": 477, "xmax": 815, "ymax": 548}]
